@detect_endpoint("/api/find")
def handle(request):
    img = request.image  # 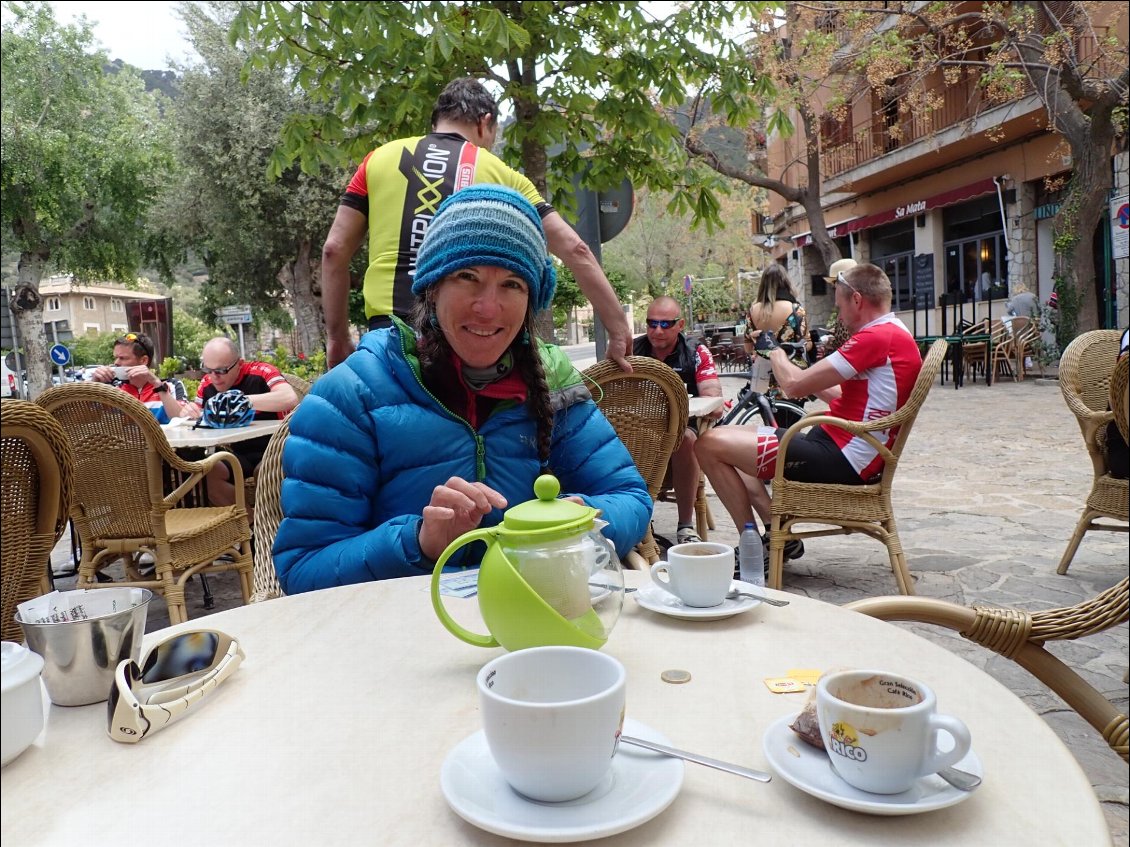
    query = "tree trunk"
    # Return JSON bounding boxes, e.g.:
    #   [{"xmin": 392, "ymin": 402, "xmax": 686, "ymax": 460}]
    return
[
  {"xmin": 277, "ymin": 239, "xmax": 324, "ymax": 358},
  {"xmin": 1053, "ymin": 123, "xmax": 1114, "ymax": 335},
  {"xmin": 13, "ymin": 249, "xmax": 51, "ymax": 399}
]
